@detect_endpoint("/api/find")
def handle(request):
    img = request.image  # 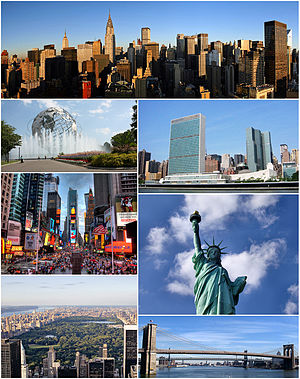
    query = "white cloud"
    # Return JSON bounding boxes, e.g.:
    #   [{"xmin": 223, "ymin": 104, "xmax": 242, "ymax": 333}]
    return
[
  {"xmin": 167, "ymin": 195, "xmax": 279, "ymax": 245},
  {"xmin": 222, "ymin": 239, "xmax": 286, "ymax": 292},
  {"xmin": 244, "ymin": 195, "xmax": 279, "ymax": 229},
  {"xmin": 287, "ymin": 284, "xmax": 298, "ymax": 297},
  {"xmin": 166, "ymin": 239, "xmax": 286, "ymax": 296},
  {"xmin": 284, "ymin": 301, "xmax": 298, "ymax": 314},
  {"xmin": 167, "ymin": 249, "xmax": 194, "ymax": 295},
  {"xmin": 145, "ymin": 227, "xmax": 170, "ymax": 255},
  {"xmin": 37, "ymin": 99, "xmax": 62, "ymax": 109},
  {"xmin": 96, "ymin": 128, "xmax": 111, "ymax": 135},
  {"xmin": 20, "ymin": 100, "xmax": 33, "ymax": 106},
  {"xmin": 284, "ymin": 284, "xmax": 298, "ymax": 314},
  {"xmin": 89, "ymin": 100, "xmax": 113, "ymax": 115}
]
